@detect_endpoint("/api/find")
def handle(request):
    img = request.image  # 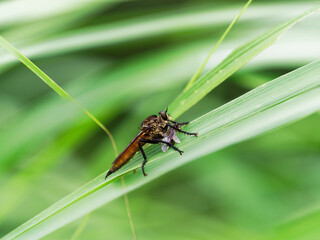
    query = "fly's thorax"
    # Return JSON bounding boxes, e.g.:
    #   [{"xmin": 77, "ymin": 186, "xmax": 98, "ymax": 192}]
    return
[
  {"xmin": 153, "ymin": 125, "xmax": 168, "ymax": 137},
  {"xmin": 141, "ymin": 115, "xmax": 164, "ymax": 128},
  {"xmin": 140, "ymin": 115, "xmax": 157, "ymax": 131},
  {"xmin": 140, "ymin": 115, "xmax": 169, "ymax": 138},
  {"xmin": 155, "ymin": 117, "xmax": 169, "ymax": 135}
]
